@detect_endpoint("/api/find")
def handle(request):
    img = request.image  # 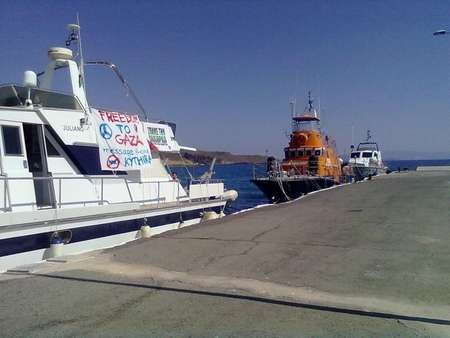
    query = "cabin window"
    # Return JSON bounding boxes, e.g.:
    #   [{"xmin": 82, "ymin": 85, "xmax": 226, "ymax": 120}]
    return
[
  {"xmin": 45, "ymin": 137, "xmax": 61, "ymax": 157},
  {"xmin": 315, "ymin": 149, "xmax": 322, "ymax": 156},
  {"xmin": 350, "ymin": 152, "xmax": 360, "ymax": 158},
  {"xmin": 374, "ymin": 152, "xmax": 378, "ymax": 158},
  {"xmin": 285, "ymin": 150, "xmax": 289, "ymax": 159},
  {"xmin": 2, "ymin": 126, "xmax": 23, "ymax": 155},
  {"xmin": 306, "ymin": 150, "xmax": 312, "ymax": 156},
  {"xmin": 290, "ymin": 150, "xmax": 296, "ymax": 158},
  {"xmin": 362, "ymin": 152, "xmax": 372, "ymax": 158},
  {"xmin": 299, "ymin": 150, "xmax": 304, "ymax": 157},
  {"xmin": 0, "ymin": 85, "xmax": 82, "ymax": 110}
]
